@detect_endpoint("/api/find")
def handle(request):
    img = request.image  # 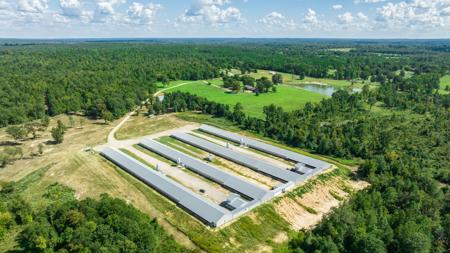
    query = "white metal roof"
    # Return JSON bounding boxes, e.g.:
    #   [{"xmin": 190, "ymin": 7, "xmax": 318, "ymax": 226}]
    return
[
  {"xmin": 139, "ymin": 138, "xmax": 272, "ymax": 201},
  {"xmin": 101, "ymin": 147, "xmax": 231, "ymax": 227},
  {"xmin": 171, "ymin": 132, "xmax": 305, "ymax": 183},
  {"xmin": 199, "ymin": 124, "xmax": 331, "ymax": 171}
]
